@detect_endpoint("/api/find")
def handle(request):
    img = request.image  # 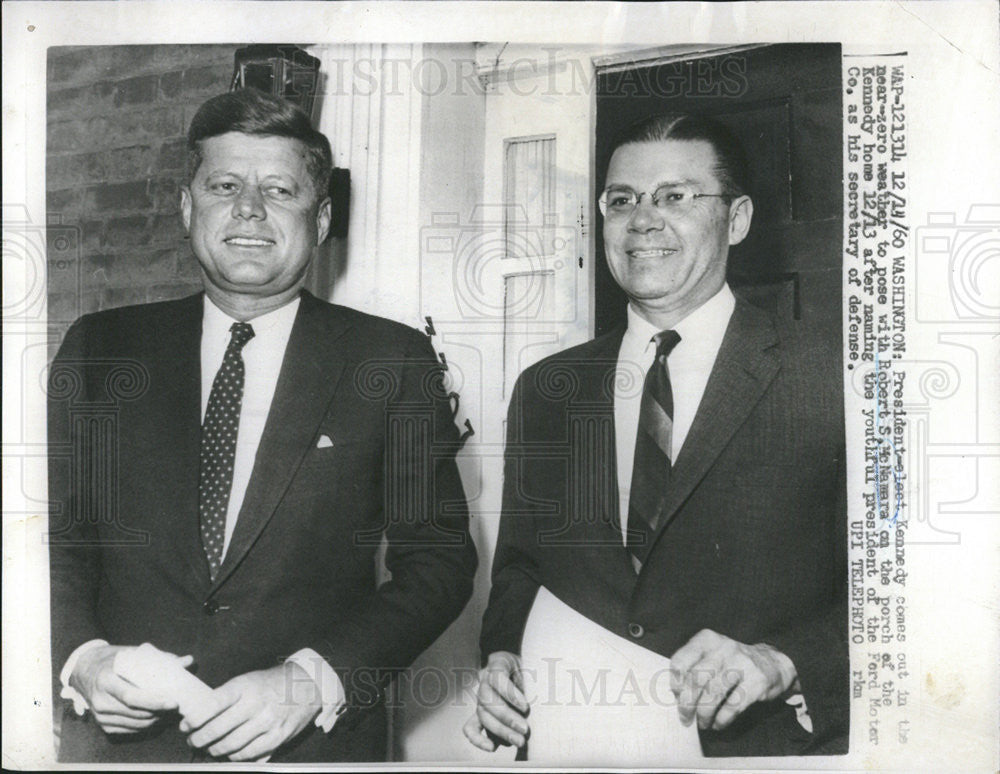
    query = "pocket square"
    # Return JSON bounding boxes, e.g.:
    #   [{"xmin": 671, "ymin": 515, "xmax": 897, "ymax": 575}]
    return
[{"xmin": 316, "ymin": 434, "xmax": 334, "ymax": 448}]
